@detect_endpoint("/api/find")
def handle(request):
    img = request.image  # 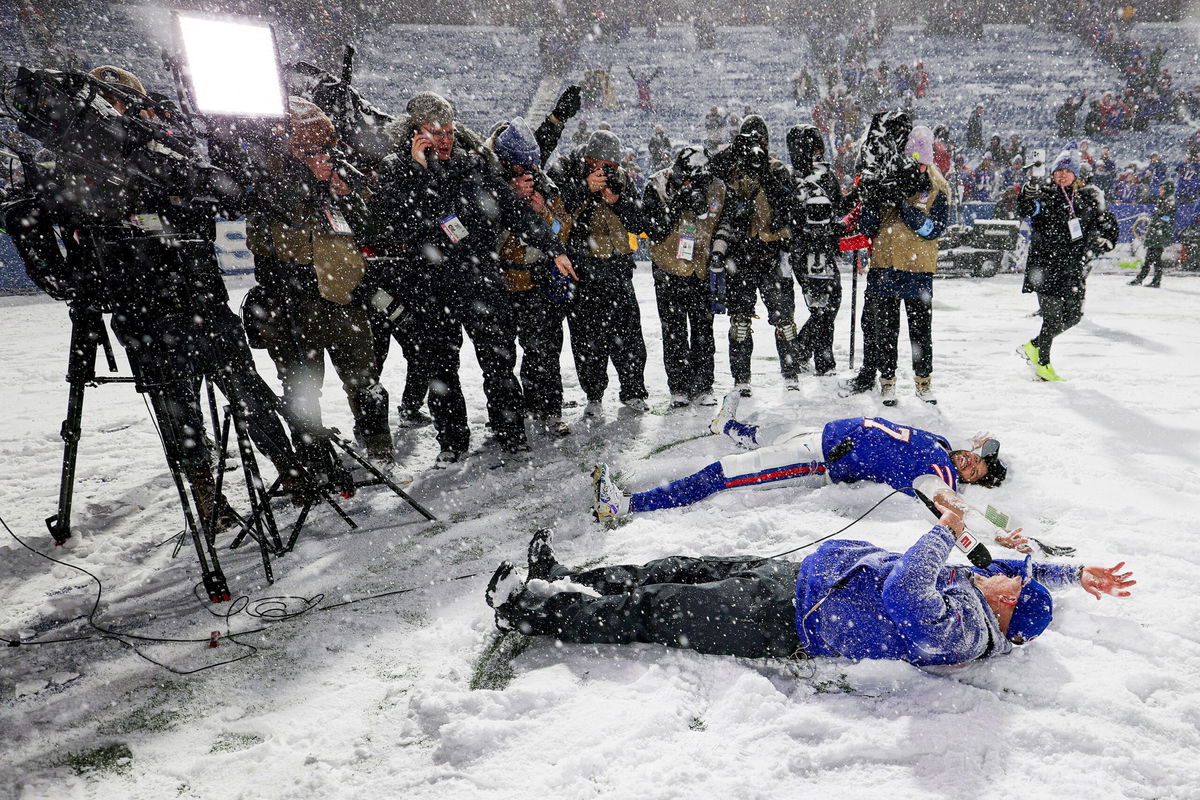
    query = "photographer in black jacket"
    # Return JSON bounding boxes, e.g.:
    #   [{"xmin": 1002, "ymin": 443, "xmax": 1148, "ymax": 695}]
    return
[
  {"xmin": 785, "ymin": 125, "xmax": 848, "ymax": 376},
  {"xmin": 364, "ymin": 92, "xmax": 575, "ymax": 464}
]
